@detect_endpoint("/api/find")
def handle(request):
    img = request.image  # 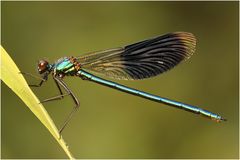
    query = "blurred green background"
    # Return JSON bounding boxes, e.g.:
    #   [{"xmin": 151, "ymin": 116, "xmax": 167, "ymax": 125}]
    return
[{"xmin": 1, "ymin": 1, "xmax": 238, "ymax": 159}]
